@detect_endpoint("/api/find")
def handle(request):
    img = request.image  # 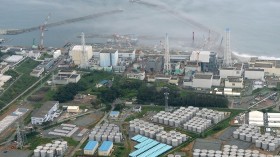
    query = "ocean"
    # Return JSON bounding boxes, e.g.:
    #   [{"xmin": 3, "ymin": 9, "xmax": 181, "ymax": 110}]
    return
[{"xmin": 0, "ymin": 0, "xmax": 279, "ymax": 58}]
